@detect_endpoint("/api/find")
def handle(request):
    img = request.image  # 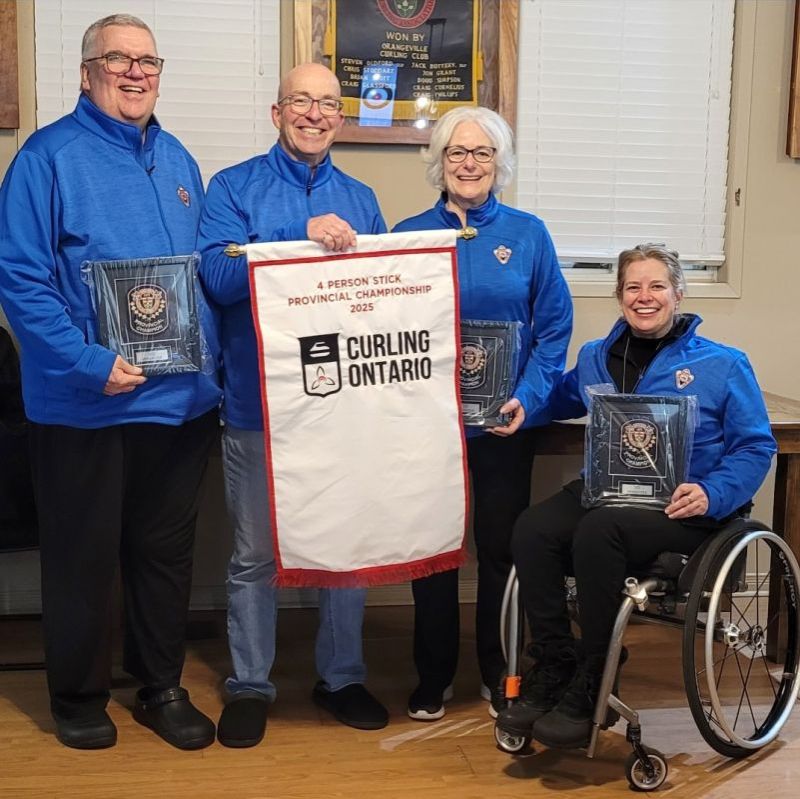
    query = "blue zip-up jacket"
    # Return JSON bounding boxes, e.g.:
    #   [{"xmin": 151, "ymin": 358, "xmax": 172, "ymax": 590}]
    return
[
  {"xmin": 393, "ymin": 194, "xmax": 573, "ymax": 433},
  {"xmin": 197, "ymin": 143, "xmax": 387, "ymax": 430},
  {"xmin": 0, "ymin": 94, "xmax": 221, "ymax": 427},
  {"xmin": 552, "ymin": 314, "xmax": 776, "ymax": 520}
]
